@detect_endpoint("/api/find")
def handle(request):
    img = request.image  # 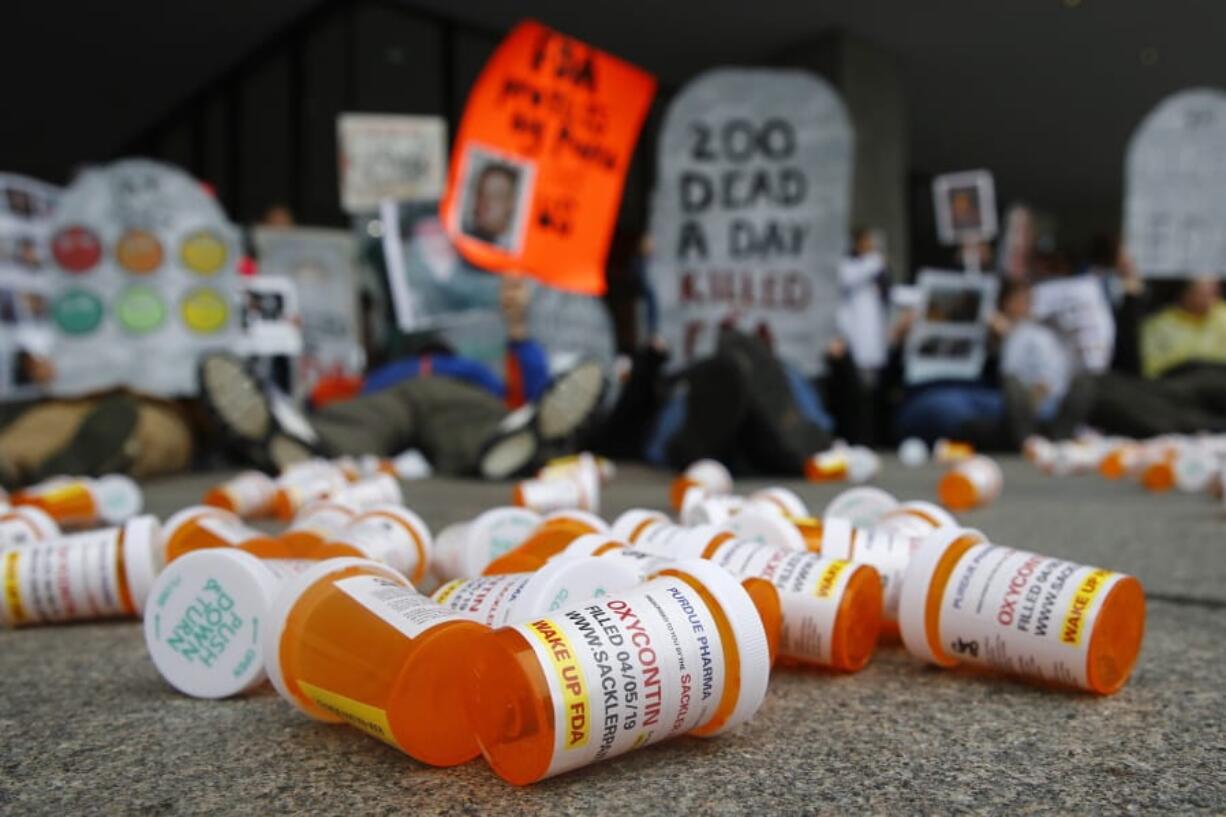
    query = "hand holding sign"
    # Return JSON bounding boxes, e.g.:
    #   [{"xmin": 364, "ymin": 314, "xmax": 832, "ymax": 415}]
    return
[{"xmin": 440, "ymin": 20, "xmax": 656, "ymax": 296}]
